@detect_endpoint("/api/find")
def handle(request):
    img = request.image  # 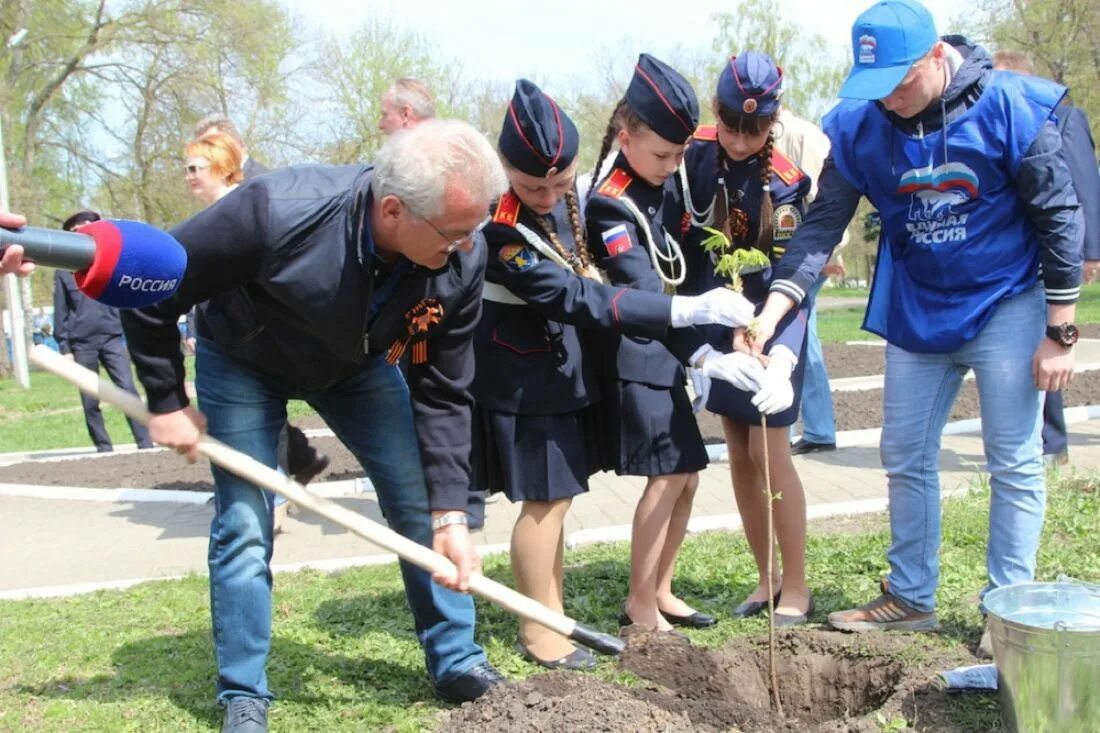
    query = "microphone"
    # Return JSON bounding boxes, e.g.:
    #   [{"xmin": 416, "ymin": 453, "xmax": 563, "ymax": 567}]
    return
[{"xmin": 0, "ymin": 219, "xmax": 188, "ymax": 308}]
